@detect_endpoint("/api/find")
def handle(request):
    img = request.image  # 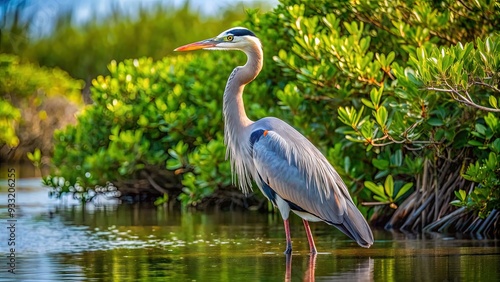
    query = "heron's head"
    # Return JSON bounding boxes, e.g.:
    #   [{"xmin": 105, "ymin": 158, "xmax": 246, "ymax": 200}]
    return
[{"xmin": 174, "ymin": 27, "xmax": 261, "ymax": 53}]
